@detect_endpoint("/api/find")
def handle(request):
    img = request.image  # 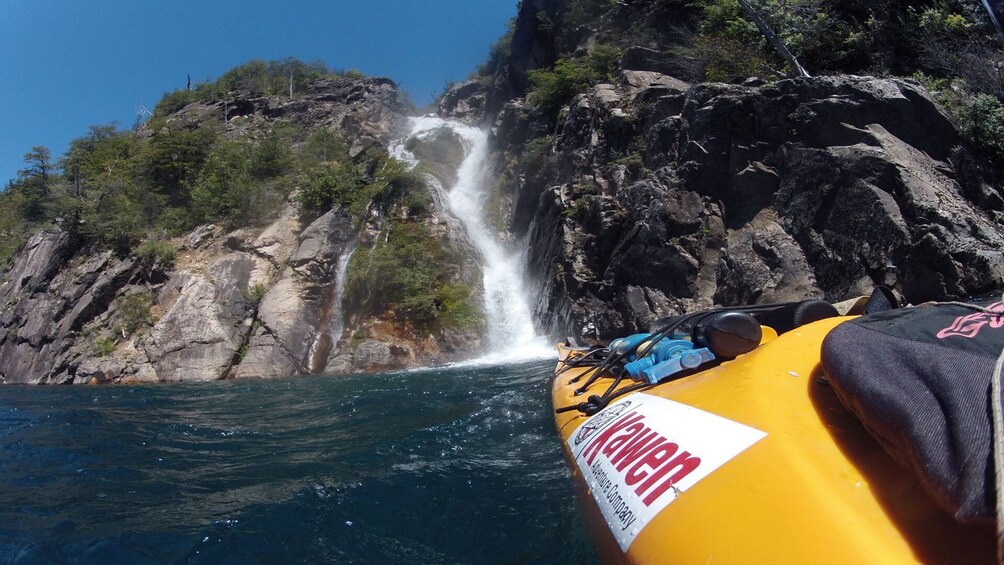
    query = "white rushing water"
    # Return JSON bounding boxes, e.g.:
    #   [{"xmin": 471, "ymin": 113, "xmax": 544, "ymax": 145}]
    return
[
  {"xmin": 308, "ymin": 241, "xmax": 357, "ymax": 374},
  {"xmin": 395, "ymin": 116, "xmax": 553, "ymax": 362},
  {"xmin": 329, "ymin": 242, "xmax": 357, "ymax": 352}
]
